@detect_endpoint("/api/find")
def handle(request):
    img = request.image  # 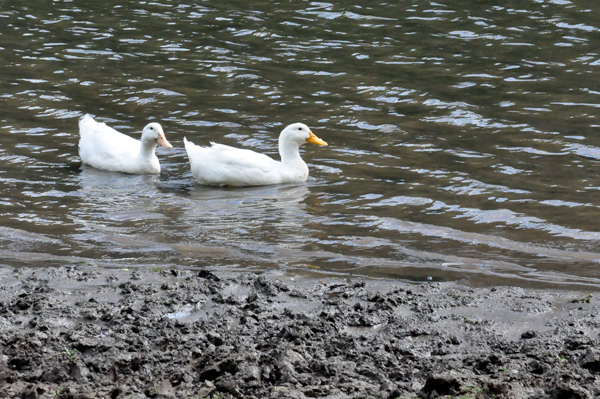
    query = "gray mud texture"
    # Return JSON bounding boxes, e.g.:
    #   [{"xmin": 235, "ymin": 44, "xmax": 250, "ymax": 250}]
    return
[{"xmin": 1, "ymin": 267, "xmax": 599, "ymax": 399}]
